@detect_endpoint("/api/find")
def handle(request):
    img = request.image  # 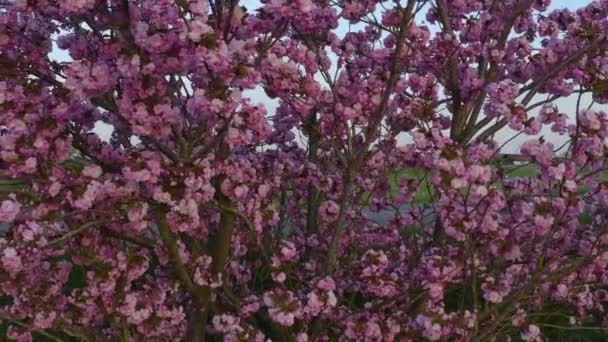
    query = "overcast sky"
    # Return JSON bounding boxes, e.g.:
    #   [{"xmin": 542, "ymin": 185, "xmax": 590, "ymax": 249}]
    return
[
  {"xmin": 237, "ymin": 0, "xmax": 600, "ymax": 152},
  {"xmin": 69, "ymin": 0, "xmax": 600, "ymax": 152}
]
